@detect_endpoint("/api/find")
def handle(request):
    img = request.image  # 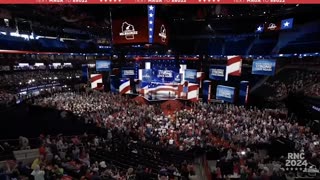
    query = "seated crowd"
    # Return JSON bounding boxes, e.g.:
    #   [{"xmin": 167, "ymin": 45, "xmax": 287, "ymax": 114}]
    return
[
  {"xmin": 31, "ymin": 92, "xmax": 320, "ymax": 178},
  {"xmin": 0, "ymin": 70, "xmax": 81, "ymax": 92},
  {"xmin": 1, "ymin": 133, "xmax": 196, "ymax": 180},
  {"xmin": 0, "ymin": 67, "xmax": 319, "ymax": 179},
  {"xmin": 33, "ymin": 91, "xmax": 320, "ymax": 153},
  {"xmin": 263, "ymin": 70, "xmax": 319, "ymax": 101},
  {"xmin": 0, "ymin": 90, "xmax": 16, "ymax": 109},
  {"xmin": 305, "ymin": 83, "xmax": 320, "ymax": 97}
]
